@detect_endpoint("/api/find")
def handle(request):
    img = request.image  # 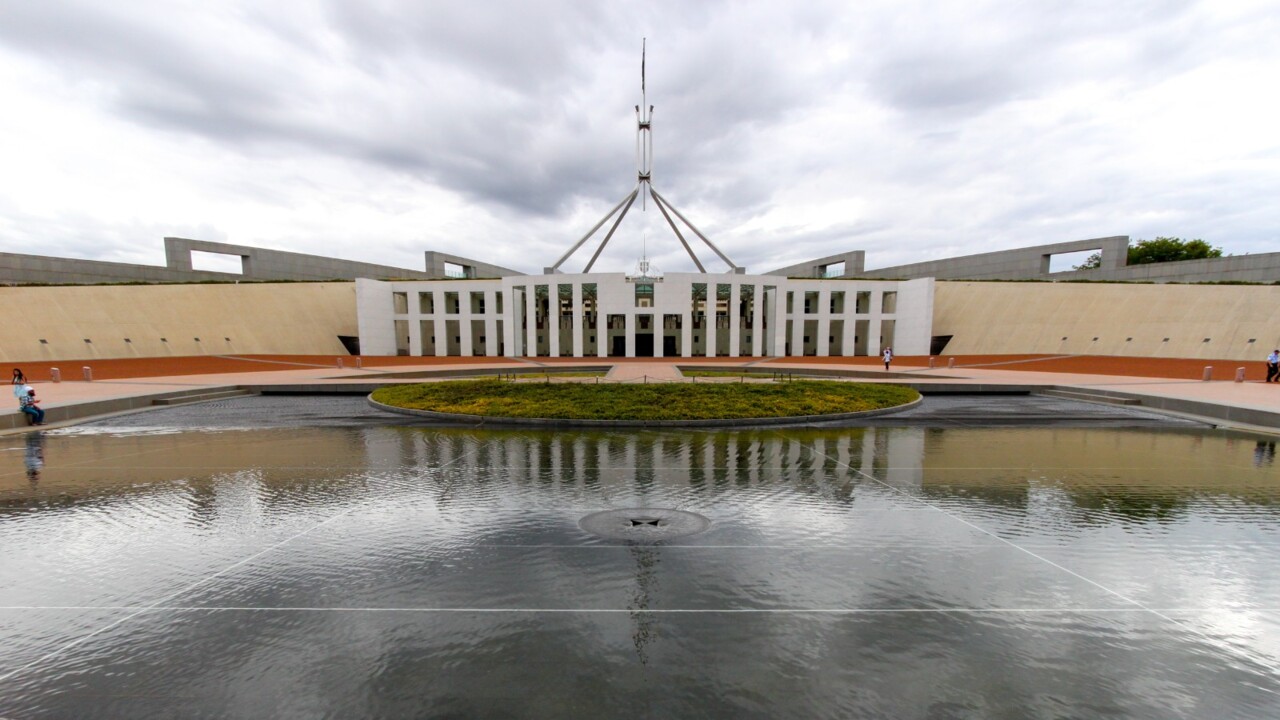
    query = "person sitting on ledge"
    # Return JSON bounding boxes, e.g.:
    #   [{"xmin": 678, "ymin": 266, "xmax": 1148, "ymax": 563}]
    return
[{"xmin": 19, "ymin": 388, "xmax": 44, "ymax": 426}]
